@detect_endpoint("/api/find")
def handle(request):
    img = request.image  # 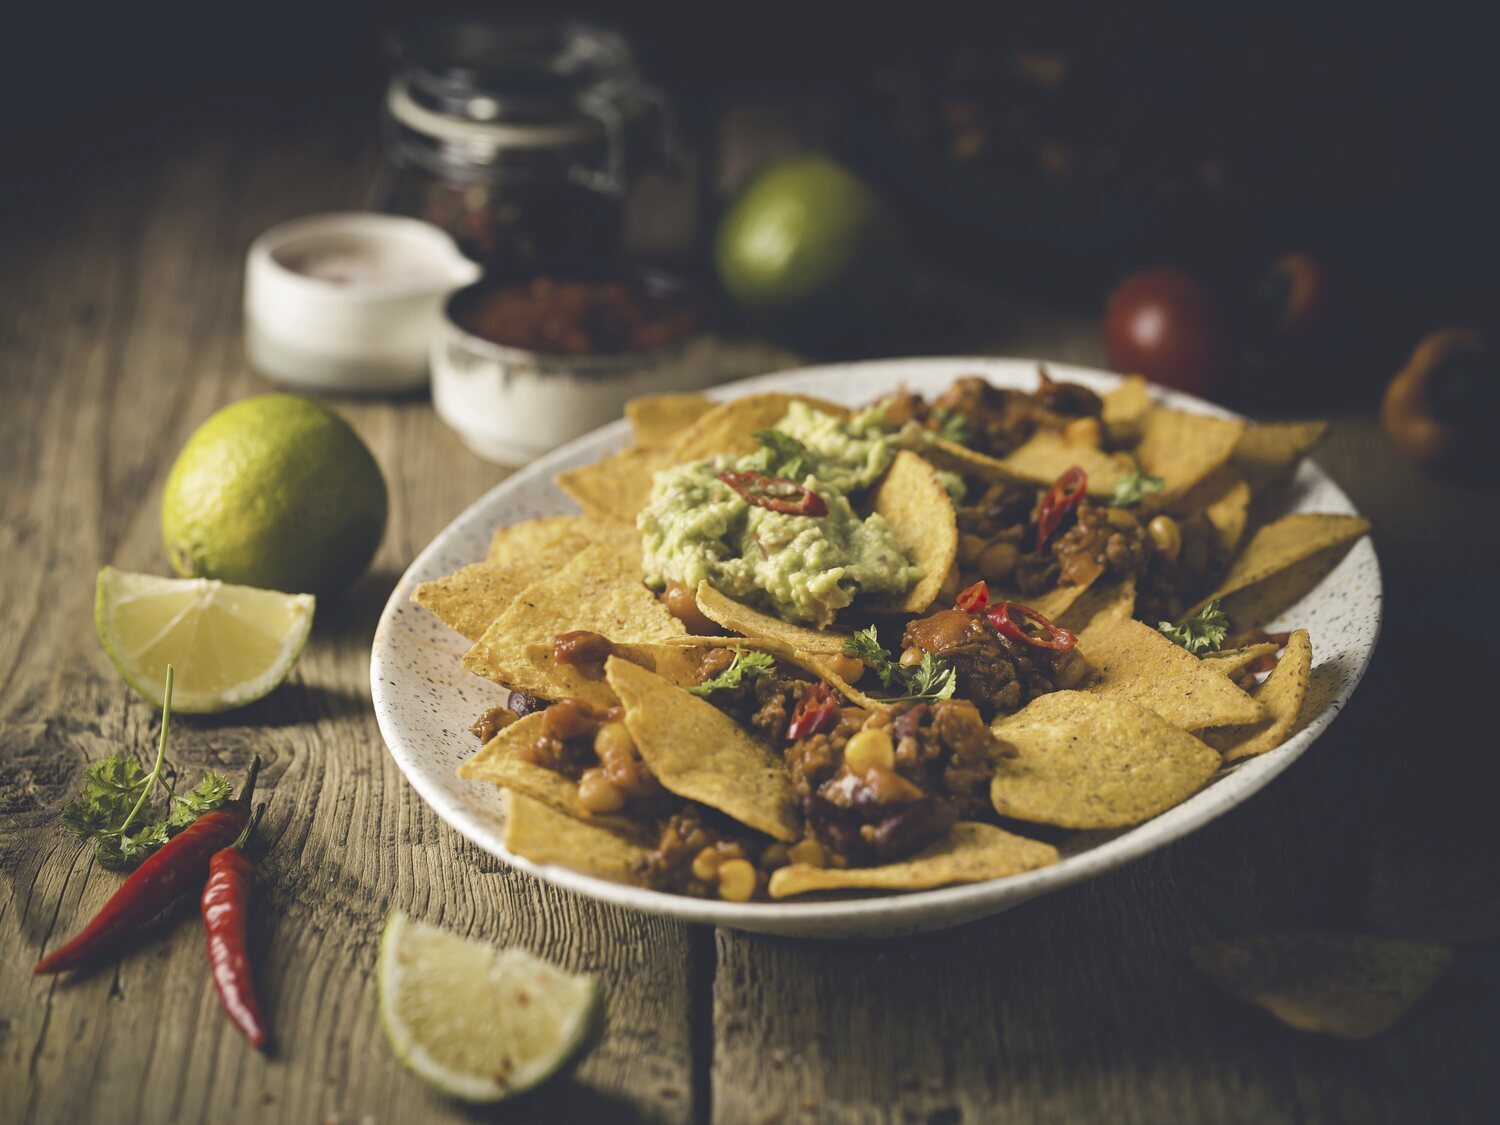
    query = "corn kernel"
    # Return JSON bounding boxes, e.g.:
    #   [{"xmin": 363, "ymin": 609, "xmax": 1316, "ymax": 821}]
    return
[
  {"xmin": 716, "ymin": 858, "xmax": 757, "ymax": 902},
  {"xmin": 691, "ymin": 847, "xmax": 723, "ymax": 883},
  {"xmin": 787, "ymin": 838, "xmax": 827, "ymax": 867},
  {"xmin": 844, "ymin": 728, "xmax": 896, "ymax": 772}
]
